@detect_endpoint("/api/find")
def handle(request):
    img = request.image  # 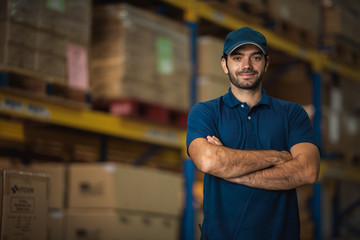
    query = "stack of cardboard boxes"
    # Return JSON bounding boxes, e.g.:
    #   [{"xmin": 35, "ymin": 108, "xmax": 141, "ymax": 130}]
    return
[
  {"xmin": 91, "ymin": 4, "xmax": 191, "ymax": 112},
  {"xmin": 67, "ymin": 163, "xmax": 183, "ymax": 240},
  {"xmin": 0, "ymin": 0, "xmax": 91, "ymax": 90},
  {"xmin": 29, "ymin": 162, "xmax": 183, "ymax": 240}
]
